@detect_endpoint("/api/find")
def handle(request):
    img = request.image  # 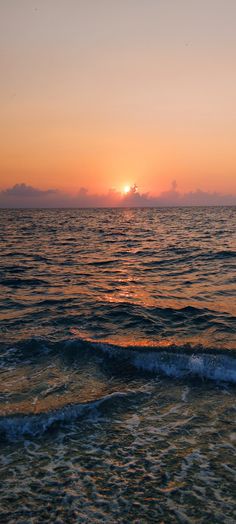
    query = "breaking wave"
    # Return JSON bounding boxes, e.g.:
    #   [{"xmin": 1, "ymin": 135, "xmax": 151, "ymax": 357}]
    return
[
  {"xmin": 0, "ymin": 390, "xmax": 144, "ymax": 441},
  {"xmin": 70, "ymin": 337, "xmax": 236, "ymax": 383},
  {"xmin": 1, "ymin": 336, "xmax": 235, "ymax": 441}
]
